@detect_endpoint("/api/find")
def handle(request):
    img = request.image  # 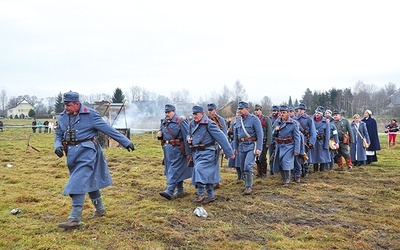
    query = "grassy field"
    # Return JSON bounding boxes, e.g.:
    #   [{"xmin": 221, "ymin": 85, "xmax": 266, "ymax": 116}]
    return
[{"xmin": 0, "ymin": 119, "xmax": 399, "ymax": 249}]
